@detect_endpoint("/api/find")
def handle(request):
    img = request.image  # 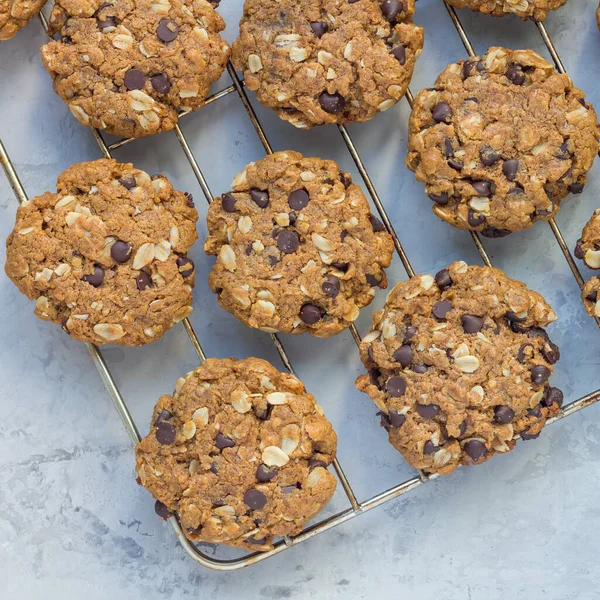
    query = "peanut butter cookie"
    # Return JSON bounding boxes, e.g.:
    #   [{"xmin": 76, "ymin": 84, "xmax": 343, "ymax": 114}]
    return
[
  {"xmin": 41, "ymin": 0, "xmax": 230, "ymax": 138},
  {"xmin": 5, "ymin": 159, "xmax": 198, "ymax": 346},
  {"xmin": 444, "ymin": 0, "xmax": 567, "ymax": 20},
  {"xmin": 135, "ymin": 357, "xmax": 338, "ymax": 551},
  {"xmin": 0, "ymin": 0, "xmax": 47, "ymax": 40},
  {"xmin": 356, "ymin": 261, "xmax": 562, "ymax": 476},
  {"xmin": 406, "ymin": 47, "xmax": 599, "ymax": 236},
  {"xmin": 204, "ymin": 151, "xmax": 395, "ymax": 337},
  {"xmin": 232, "ymin": 0, "xmax": 423, "ymax": 128}
]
